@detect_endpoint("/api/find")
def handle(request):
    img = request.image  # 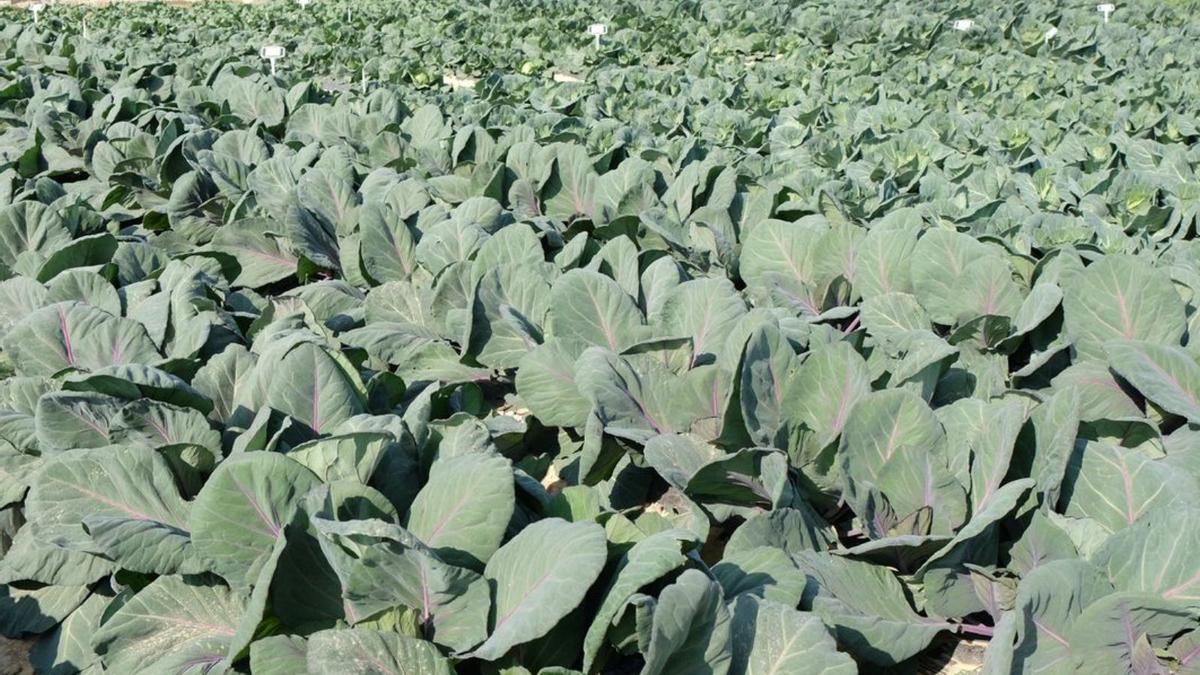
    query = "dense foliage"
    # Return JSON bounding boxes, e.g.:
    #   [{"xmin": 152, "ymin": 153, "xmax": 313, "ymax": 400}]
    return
[{"xmin": 2, "ymin": 0, "xmax": 1200, "ymax": 672}]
